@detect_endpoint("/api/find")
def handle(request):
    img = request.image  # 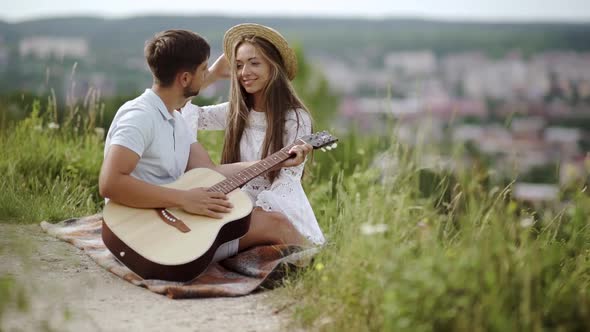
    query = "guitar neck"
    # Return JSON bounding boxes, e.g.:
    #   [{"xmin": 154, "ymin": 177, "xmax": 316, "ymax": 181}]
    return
[{"xmin": 207, "ymin": 141, "xmax": 300, "ymax": 194}]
